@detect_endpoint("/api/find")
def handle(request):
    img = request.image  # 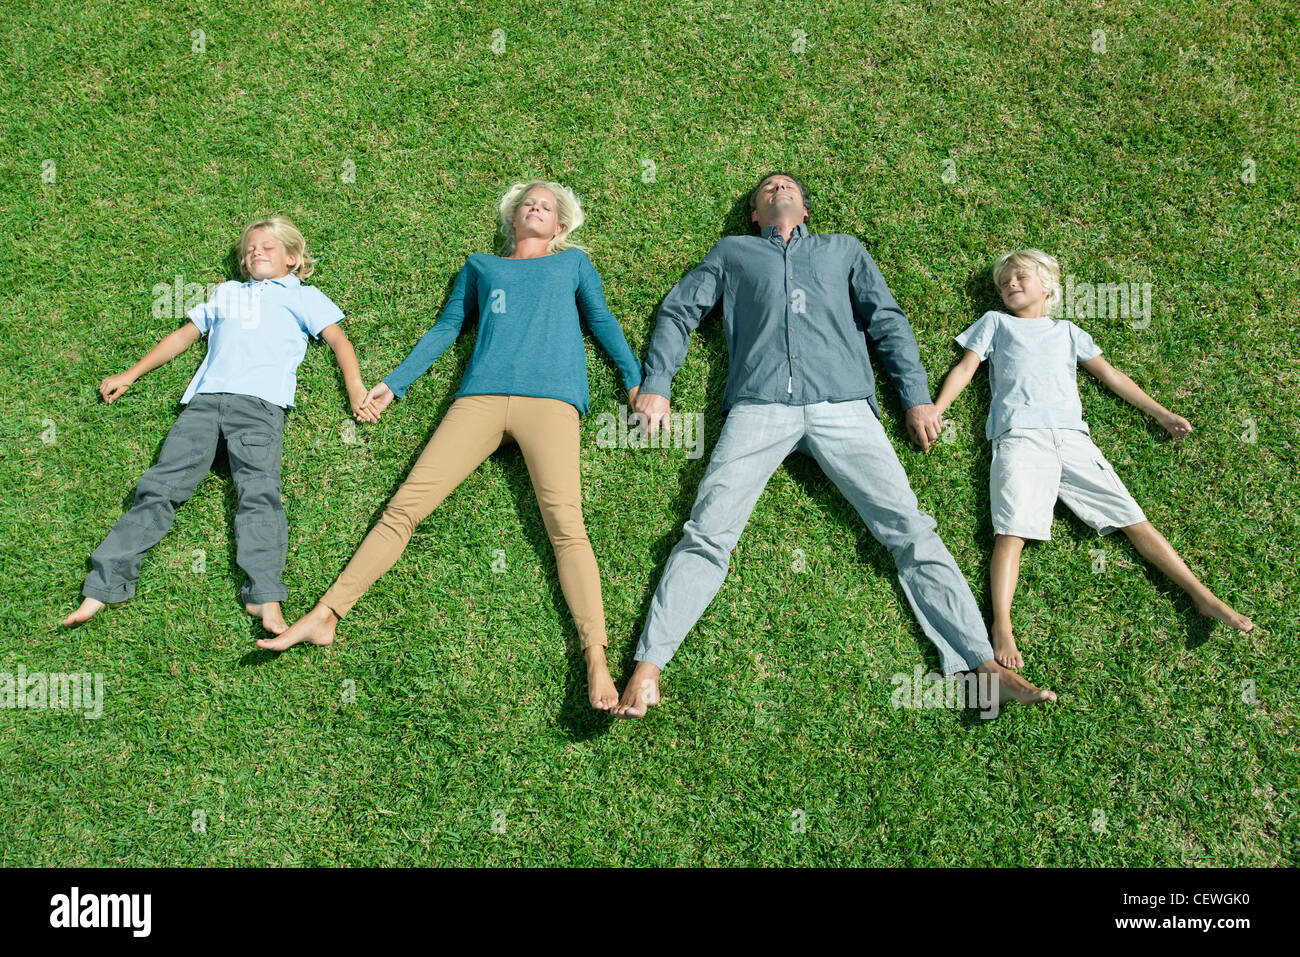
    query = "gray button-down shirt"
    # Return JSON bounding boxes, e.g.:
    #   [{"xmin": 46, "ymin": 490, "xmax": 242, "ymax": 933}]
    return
[{"xmin": 640, "ymin": 223, "xmax": 932, "ymax": 418}]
